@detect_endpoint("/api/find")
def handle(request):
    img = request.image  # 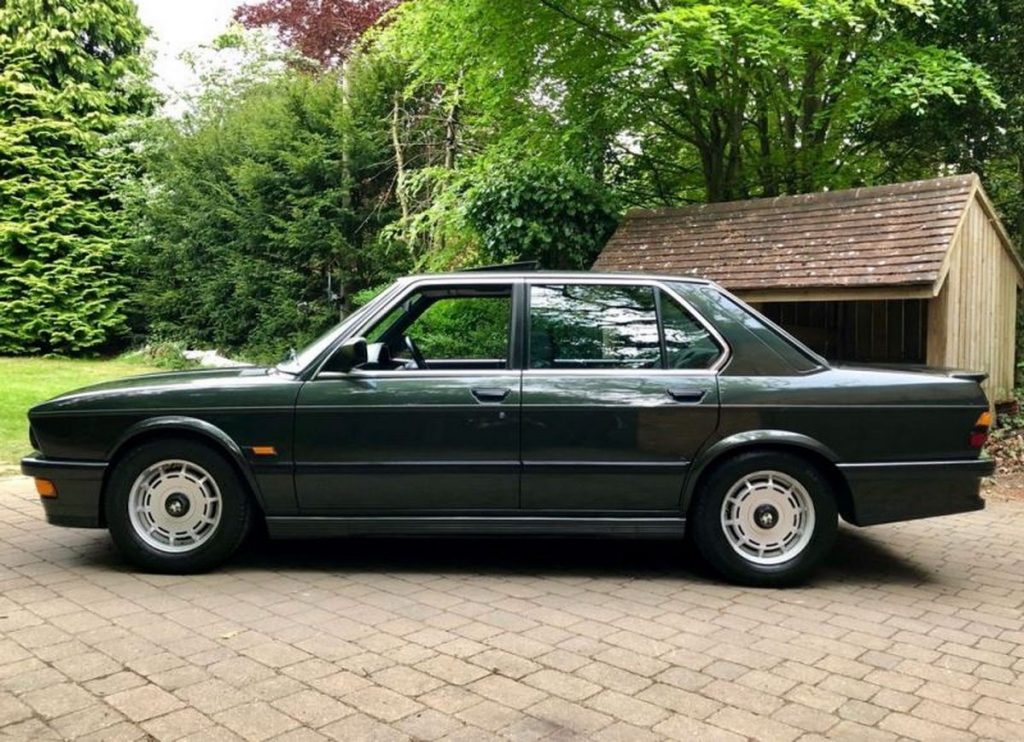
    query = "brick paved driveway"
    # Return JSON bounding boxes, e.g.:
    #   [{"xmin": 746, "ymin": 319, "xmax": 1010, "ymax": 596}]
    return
[{"xmin": 1, "ymin": 477, "xmax": 1023, "ymax": 741}]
